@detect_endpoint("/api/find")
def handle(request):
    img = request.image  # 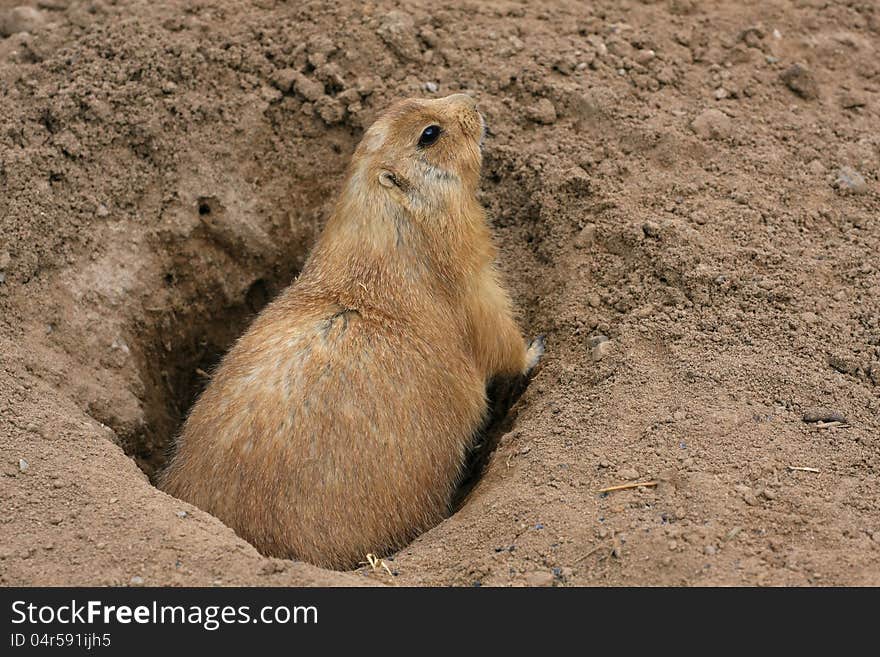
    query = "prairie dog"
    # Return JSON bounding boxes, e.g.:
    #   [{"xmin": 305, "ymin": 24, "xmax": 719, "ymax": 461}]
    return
[{"xmin": 161, "ymin": 93, "xmax": 543, "ymax": 569}]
